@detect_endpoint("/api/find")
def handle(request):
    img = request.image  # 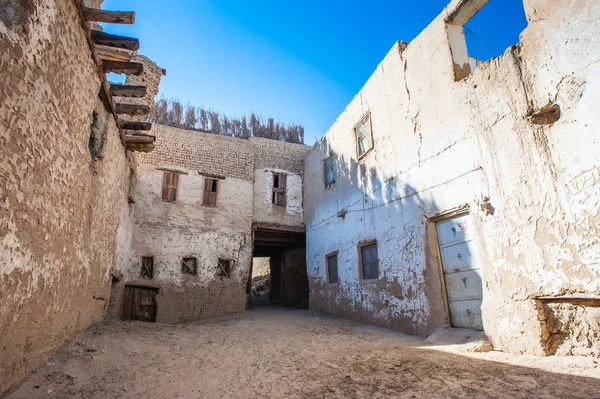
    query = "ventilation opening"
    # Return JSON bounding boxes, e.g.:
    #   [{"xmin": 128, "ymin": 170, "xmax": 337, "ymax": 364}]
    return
[{"xmin": 446, "ymin": 0, "xmax": 527, "ymax": 81}]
